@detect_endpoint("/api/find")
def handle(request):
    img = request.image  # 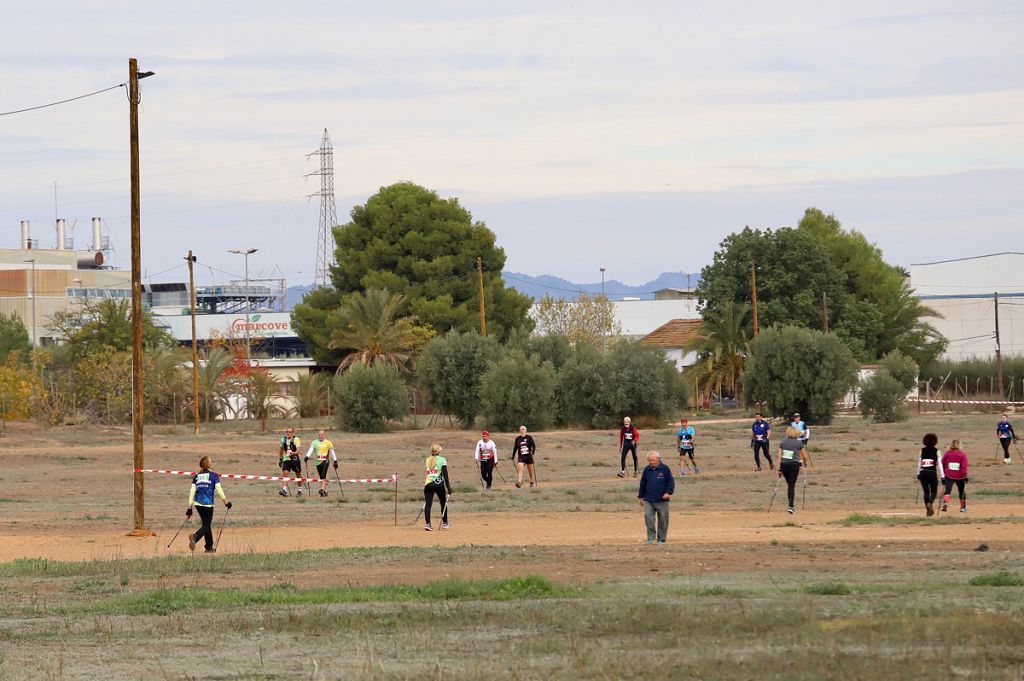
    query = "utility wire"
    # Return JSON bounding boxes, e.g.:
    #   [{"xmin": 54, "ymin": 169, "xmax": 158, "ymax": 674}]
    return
[{"xmin": 0, "ymin": 83, "xmax": 124, "ymax": 117}]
